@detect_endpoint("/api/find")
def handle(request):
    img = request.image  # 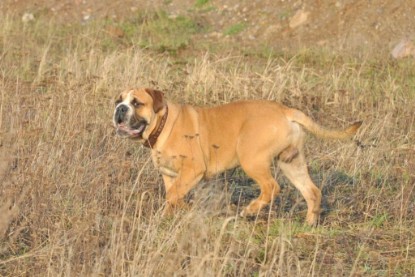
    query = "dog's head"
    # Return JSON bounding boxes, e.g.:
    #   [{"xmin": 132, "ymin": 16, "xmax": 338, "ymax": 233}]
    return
[{"xmin": 113, "ymin": 88, "xmax": 165, "ymax": 140}]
